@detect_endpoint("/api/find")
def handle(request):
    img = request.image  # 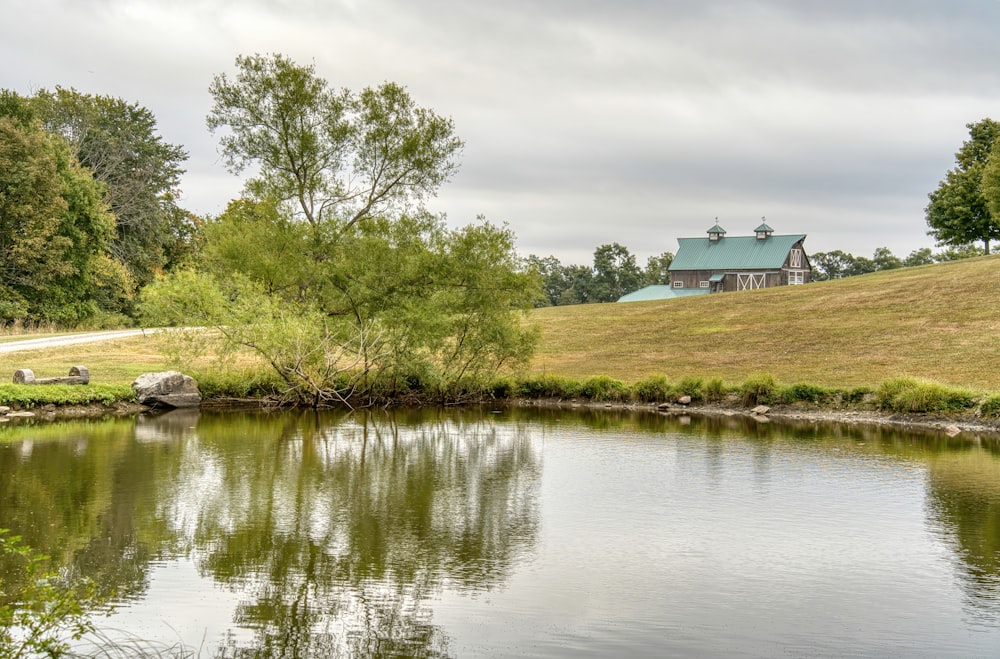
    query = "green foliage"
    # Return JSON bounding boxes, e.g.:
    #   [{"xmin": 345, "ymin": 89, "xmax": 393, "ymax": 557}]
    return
[
  {"xmin": 29, "ymin": 87, "xmax": 190, "ymax": 290},
  {"xmin": 839, "ymin": 386, "xmax": 874, "ymax": 405},
  {"xmin": 643, "ymin": 251, "xmax": 674, "ymax": 286},
  {"xmin": 875, "ymin": 378, "xmax": 978, "ymax": 413},
  {"xmin": 980, "ymin": 395, "xmax": 1000, "ymax": 418},
  {"xmin": 0, "ymin": 108, "xmax": 119, "ymax": 325},
  {"xmin": 632, "ymin": 375, "xmax": 672, "ymax": 402},
  {"xmin": 779, "ymin": 382, "xmax": 830, "ymax": 404},
  {"xmin": 739, "ymin": 373, "xmax": 777, "ymax": 407},
  {"xmin": 513, "ymin": 375, "xmax": 579, "ymax": 399},
  {"xmin": 984, "ymin": 138, "xmax": 1000, "ymax": 227},
  {"xmin": 0, "ymin": 529, "xmax": 99, "ymax": 658},
  {"xmin": 191, "ymin": 368, "xmax": 285, "ymax": 400},
  {"xmin": 577, "ymin": 376, "xmax": 630, "ymax": 402},
  {"xmin": 926, "ymin": 118, "xmax": 1000, "ymax": 255},
  {"xmin": 674, "ymin": 376, "xmax": 704, "ymax": 401},
  {"xmin": 207, "ymin": 53, "xmax": 462, "ymax": 229},
  {"xmin": 590, "ymin": 243, "xmax": 643, "ymax": 303},
  {"xmin": 0, "ymin": 384, "xmax": 134, "ymax": 408},
  {"xmin": 702, "ymin": 378, "xmax": 727, "ymax": 403}
]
